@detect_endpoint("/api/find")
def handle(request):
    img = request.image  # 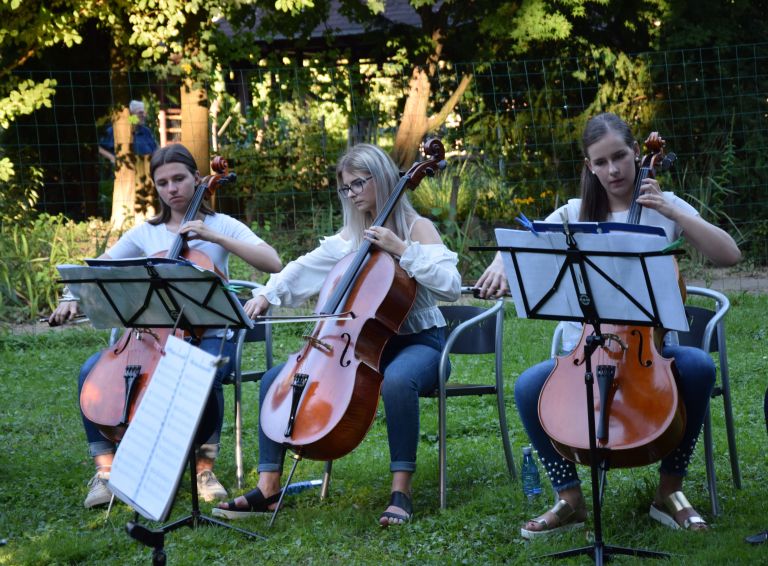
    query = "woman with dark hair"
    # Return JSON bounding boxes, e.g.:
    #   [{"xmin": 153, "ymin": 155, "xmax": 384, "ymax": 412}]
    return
[
  {"xmin": 213, "ymin": 143, "xmax": 461, "ymax": 526},
  {"xmin": 50, "ymin": 143, "xmax": 282, "ymax": 508},
  {"xmin": 476, "ymin": 113, "xmax": 740, "ymax": 537}
]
